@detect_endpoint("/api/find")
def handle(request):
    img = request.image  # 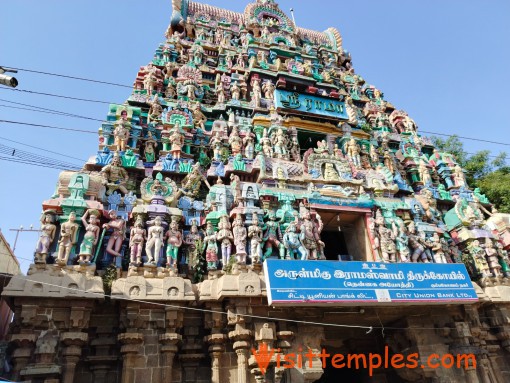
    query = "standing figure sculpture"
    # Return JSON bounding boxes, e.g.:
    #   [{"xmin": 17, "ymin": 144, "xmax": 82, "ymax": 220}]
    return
[
  {"xmin": 103, "ymin": 210, "xmax": 126, "ymax": 260},
  {"xmin": 252, "ymin": 78, "xmax": 262, "ymax": 108},
  {"xmin": 485, "ymin": 238, "xmax": 502, "ymax": 277},
  {"xmin": 453, "ymin": 164, "xmax": 467, "ymax": 188},
  {"xmin": 129, "ymin": 218, "xmax": 146, "ymax": 266},
  {"xmin": 300, "ymin": 211, "xmax": 321, "ymax": 260},
  {"xmin": 165, "ymin": 218, "xmax": 183, "ymax": 270},
  {"xmin": 283, "ymin": 221, "xmax": 307, "ymax": 260},
  {"xmin": 56, "ymin": 212, "xmax": 79, "ymax": 266},
  {"xmin": 184, "ymin": 220, "xmax": 202, "ymax": 270},
  {"xmin": 113, "ymin": 110, "xmax": 131, "ymax": 152},
  {"xmin": 263, "ymin": 212, "xmax": 285, "ymax": 260},
  {"xmin": 217, "ymin": 215, "xmax": 234, "ymax": 269},
  {"xmin": 232, "ymin": 214, "xmax": 247, "ymax": 264},
  {"xmin": 407, "ymin": 221, "xmax": 432, "ymax": 263},
  {"xmin": 79, "ymin": 209, "xmax": 100, "ymax": 265},
  {"xmin": 344, "ymin": 137, "xmax": 361, "ymax": 168},
  {"xmin": 35, "ymin": 211, "xmax": 57, "ymax": 264},
  {"xmin": 145, "ymin": 216, "xmax": 165, "ymax": 266},
  {"xmin": 231, "ymin": 81, "xmax": 241, "ymax": 101},
  {"xmin": 229, "ymin": 126, "xmax": 243, "ymax": 156},
  {"xmin": 248, "ymin": 213, "xmax": 263, "ymax": 264},
  {"xmin": 169, "ymin": 123, "xmax": 185, "ymax": 161},
  {"xmin": 204, "ymin": 221, "xmax": 219, "ymax": 270}
]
